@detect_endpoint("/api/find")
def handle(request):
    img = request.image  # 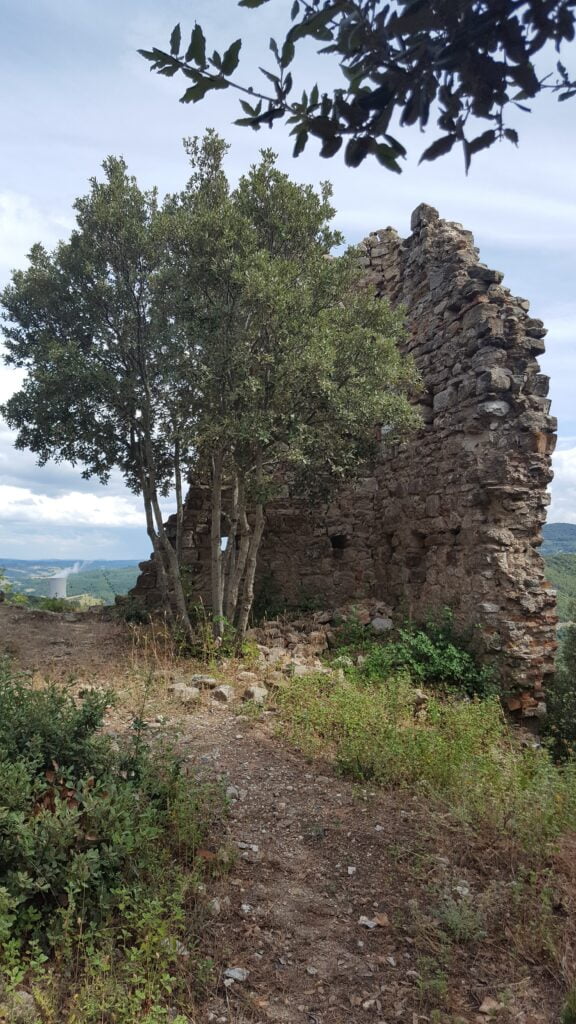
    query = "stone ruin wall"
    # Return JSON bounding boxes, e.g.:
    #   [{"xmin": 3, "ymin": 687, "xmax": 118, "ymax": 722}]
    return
[{"xmin": 133, "ymin": 204, "xmax": 558, "ymax": 701}]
